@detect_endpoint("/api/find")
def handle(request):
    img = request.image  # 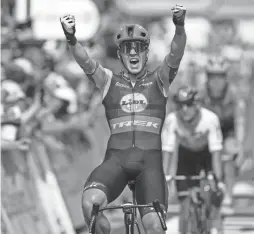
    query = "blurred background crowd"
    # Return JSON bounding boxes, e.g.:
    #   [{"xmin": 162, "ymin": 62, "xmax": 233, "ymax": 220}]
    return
[{"xmin": 1, "ymin": 0, "xmax": 254, "ymax": 233}]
